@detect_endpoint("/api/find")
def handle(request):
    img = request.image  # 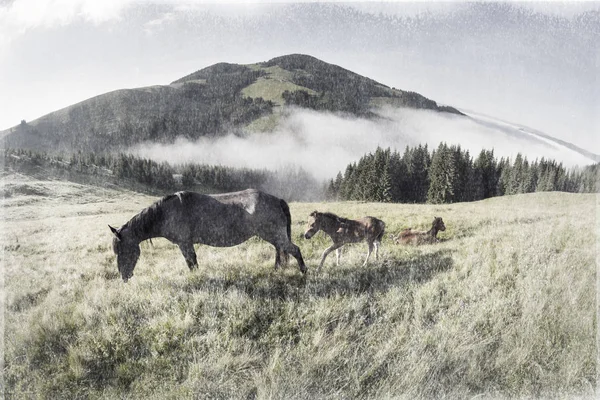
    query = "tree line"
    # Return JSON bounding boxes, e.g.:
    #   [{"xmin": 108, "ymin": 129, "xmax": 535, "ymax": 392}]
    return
[
  {"xmin": 326, "ymin": 144, "xmax": 599, "ymax": 203},
  {"xmin": 3, "ymin": 148, "xmax": 322, "ymax": 201},
  {"xmin": 5, "ymin": 145, "xmax": 597, "ymax": 204}
]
